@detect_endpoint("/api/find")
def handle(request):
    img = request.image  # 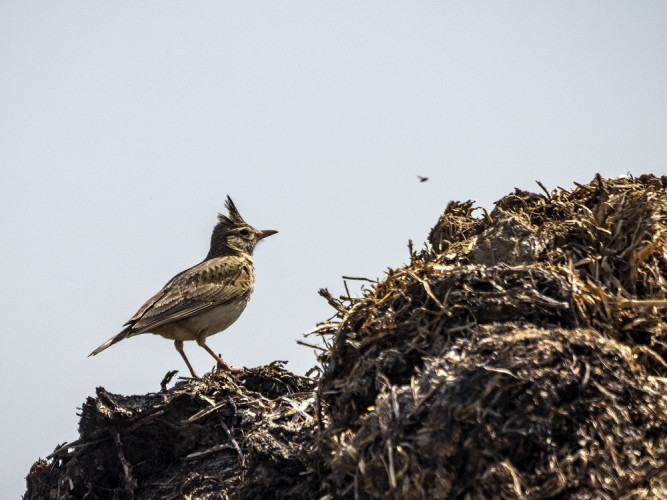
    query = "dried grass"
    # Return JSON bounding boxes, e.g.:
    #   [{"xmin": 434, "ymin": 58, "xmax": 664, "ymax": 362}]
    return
[
  {"xmin": 25, "ymin": 365, "xmax": 320, "ymax": 500},
  {"xmin": 25, "ymin": 174, "xmax": 667, "ymax": 499},
  {"xmin": 313, "ymin": 174, "xmax": 667, "ymax": 499}
]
